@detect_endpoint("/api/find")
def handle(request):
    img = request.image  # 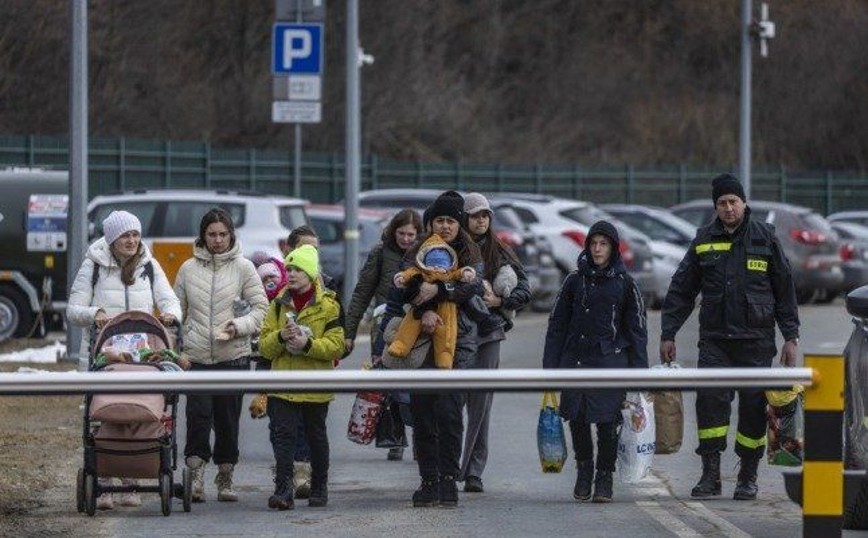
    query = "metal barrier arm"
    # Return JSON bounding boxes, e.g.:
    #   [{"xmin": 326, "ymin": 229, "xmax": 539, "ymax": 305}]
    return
[{"xmin": 0, "ymin": 367, "xmax": 814, "ymax": 395}]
